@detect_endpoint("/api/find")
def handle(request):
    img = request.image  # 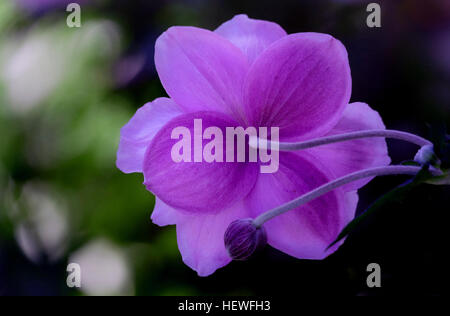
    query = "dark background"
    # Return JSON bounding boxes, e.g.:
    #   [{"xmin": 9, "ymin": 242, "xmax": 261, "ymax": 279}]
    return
[{"xmin": 0, "ymin": 0, "xmax": 448, "ymax": 295}]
